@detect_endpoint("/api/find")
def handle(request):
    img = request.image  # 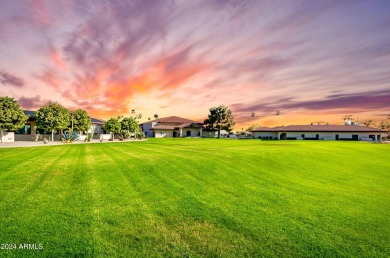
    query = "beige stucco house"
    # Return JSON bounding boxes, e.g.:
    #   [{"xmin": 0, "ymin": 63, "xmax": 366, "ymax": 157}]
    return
[{"xmin": 140, "ymin": 116, "xmax": 203, "ymax": 138}]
